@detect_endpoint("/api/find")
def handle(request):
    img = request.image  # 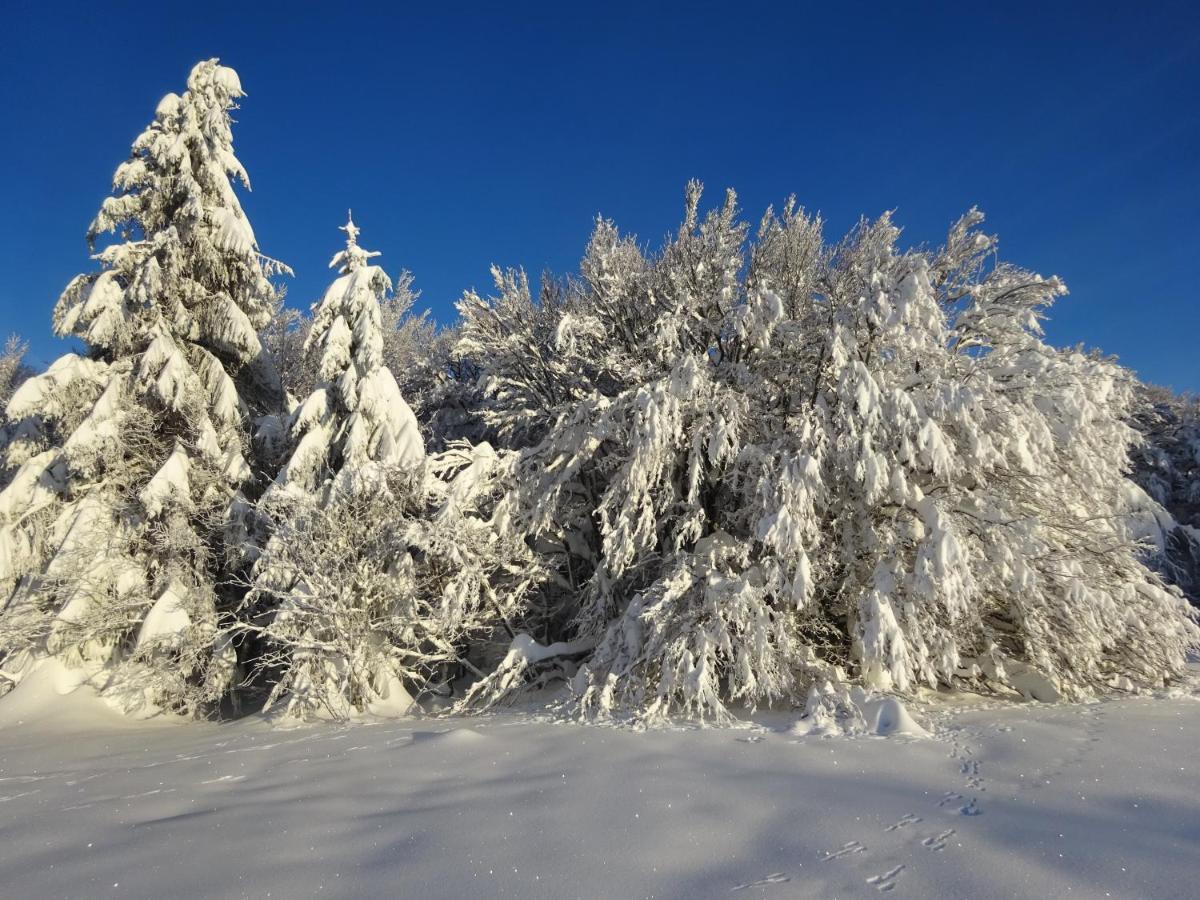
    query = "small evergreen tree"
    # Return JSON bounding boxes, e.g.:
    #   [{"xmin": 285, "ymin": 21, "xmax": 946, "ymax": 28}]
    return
[{"xmin": 247, "ymin": 217, "xmax": 540, "ymax": 719}]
